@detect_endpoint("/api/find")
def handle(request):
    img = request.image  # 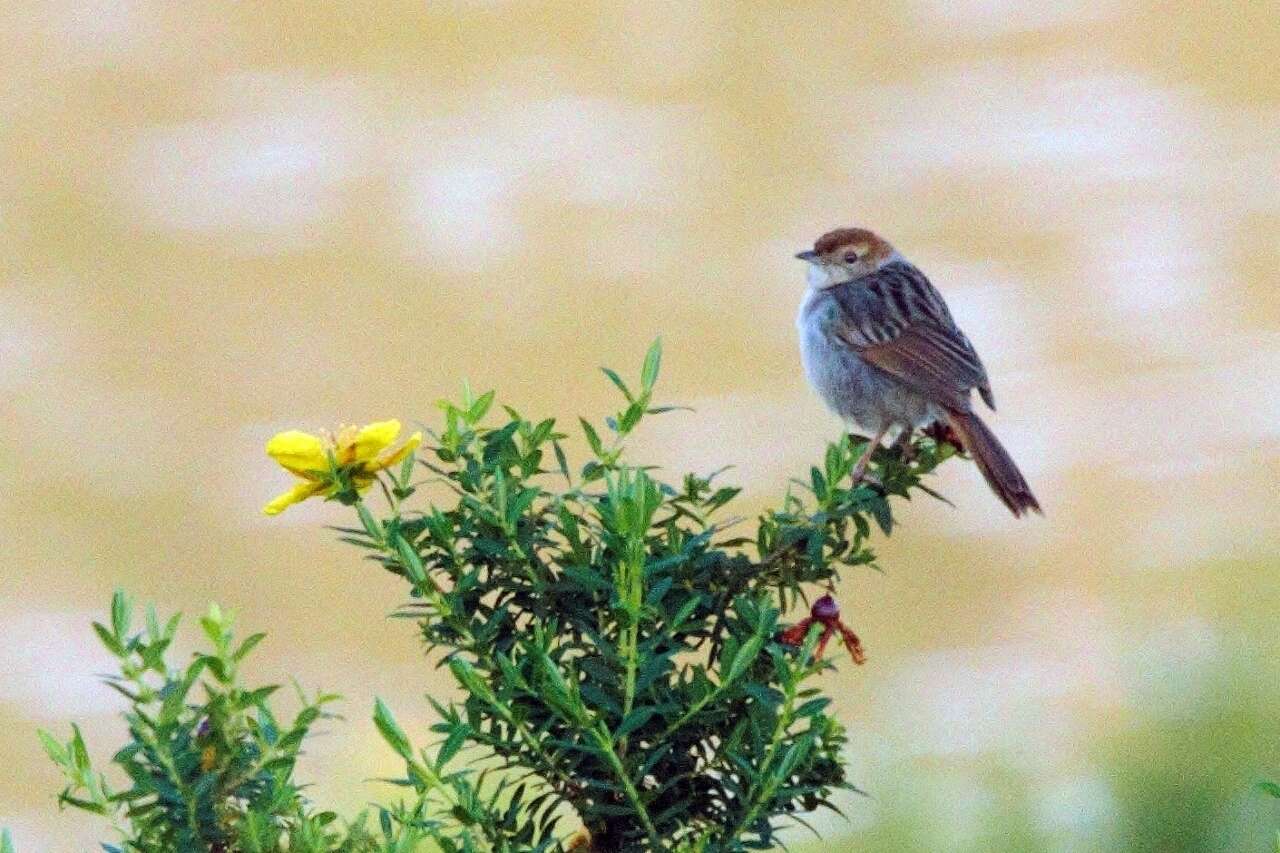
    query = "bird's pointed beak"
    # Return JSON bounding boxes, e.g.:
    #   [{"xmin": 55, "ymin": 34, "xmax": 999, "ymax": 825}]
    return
[{"xmin": 794, "ymin": 250, "xmax": 819, "ymax": 263}]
